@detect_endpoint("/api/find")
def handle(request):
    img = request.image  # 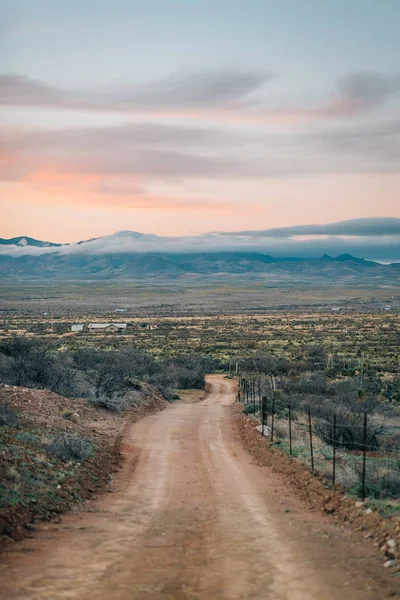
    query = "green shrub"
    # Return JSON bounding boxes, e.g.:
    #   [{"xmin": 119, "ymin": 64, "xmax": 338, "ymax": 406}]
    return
[
  {"xmin": 62, "ymin": 409, "xmax": 79, "ymax": 423},
  {"xmin": 0, "ymin": 403, "xmax": 19, "ymax": 427},
  {"xmin": 46, "ymin": 434, "xmax": 93, "ymax": 461},
  {"xmin": 351, "ymin": 461, "xmax": 400, "ymax": 499},
  {"xmin": 162, "ymin": 388, "xmax": 180, "ymax": 402},
  {"xmin": 243, "ymin": 402, "xmax": 256, "ymax": 415},
  {"xmin": 15, "ymin": 431, "xmax": 40, "ymax": 444},
  {"xmin": 351, "ymin": 482, "xmax": 381, "ymax": 499}
]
